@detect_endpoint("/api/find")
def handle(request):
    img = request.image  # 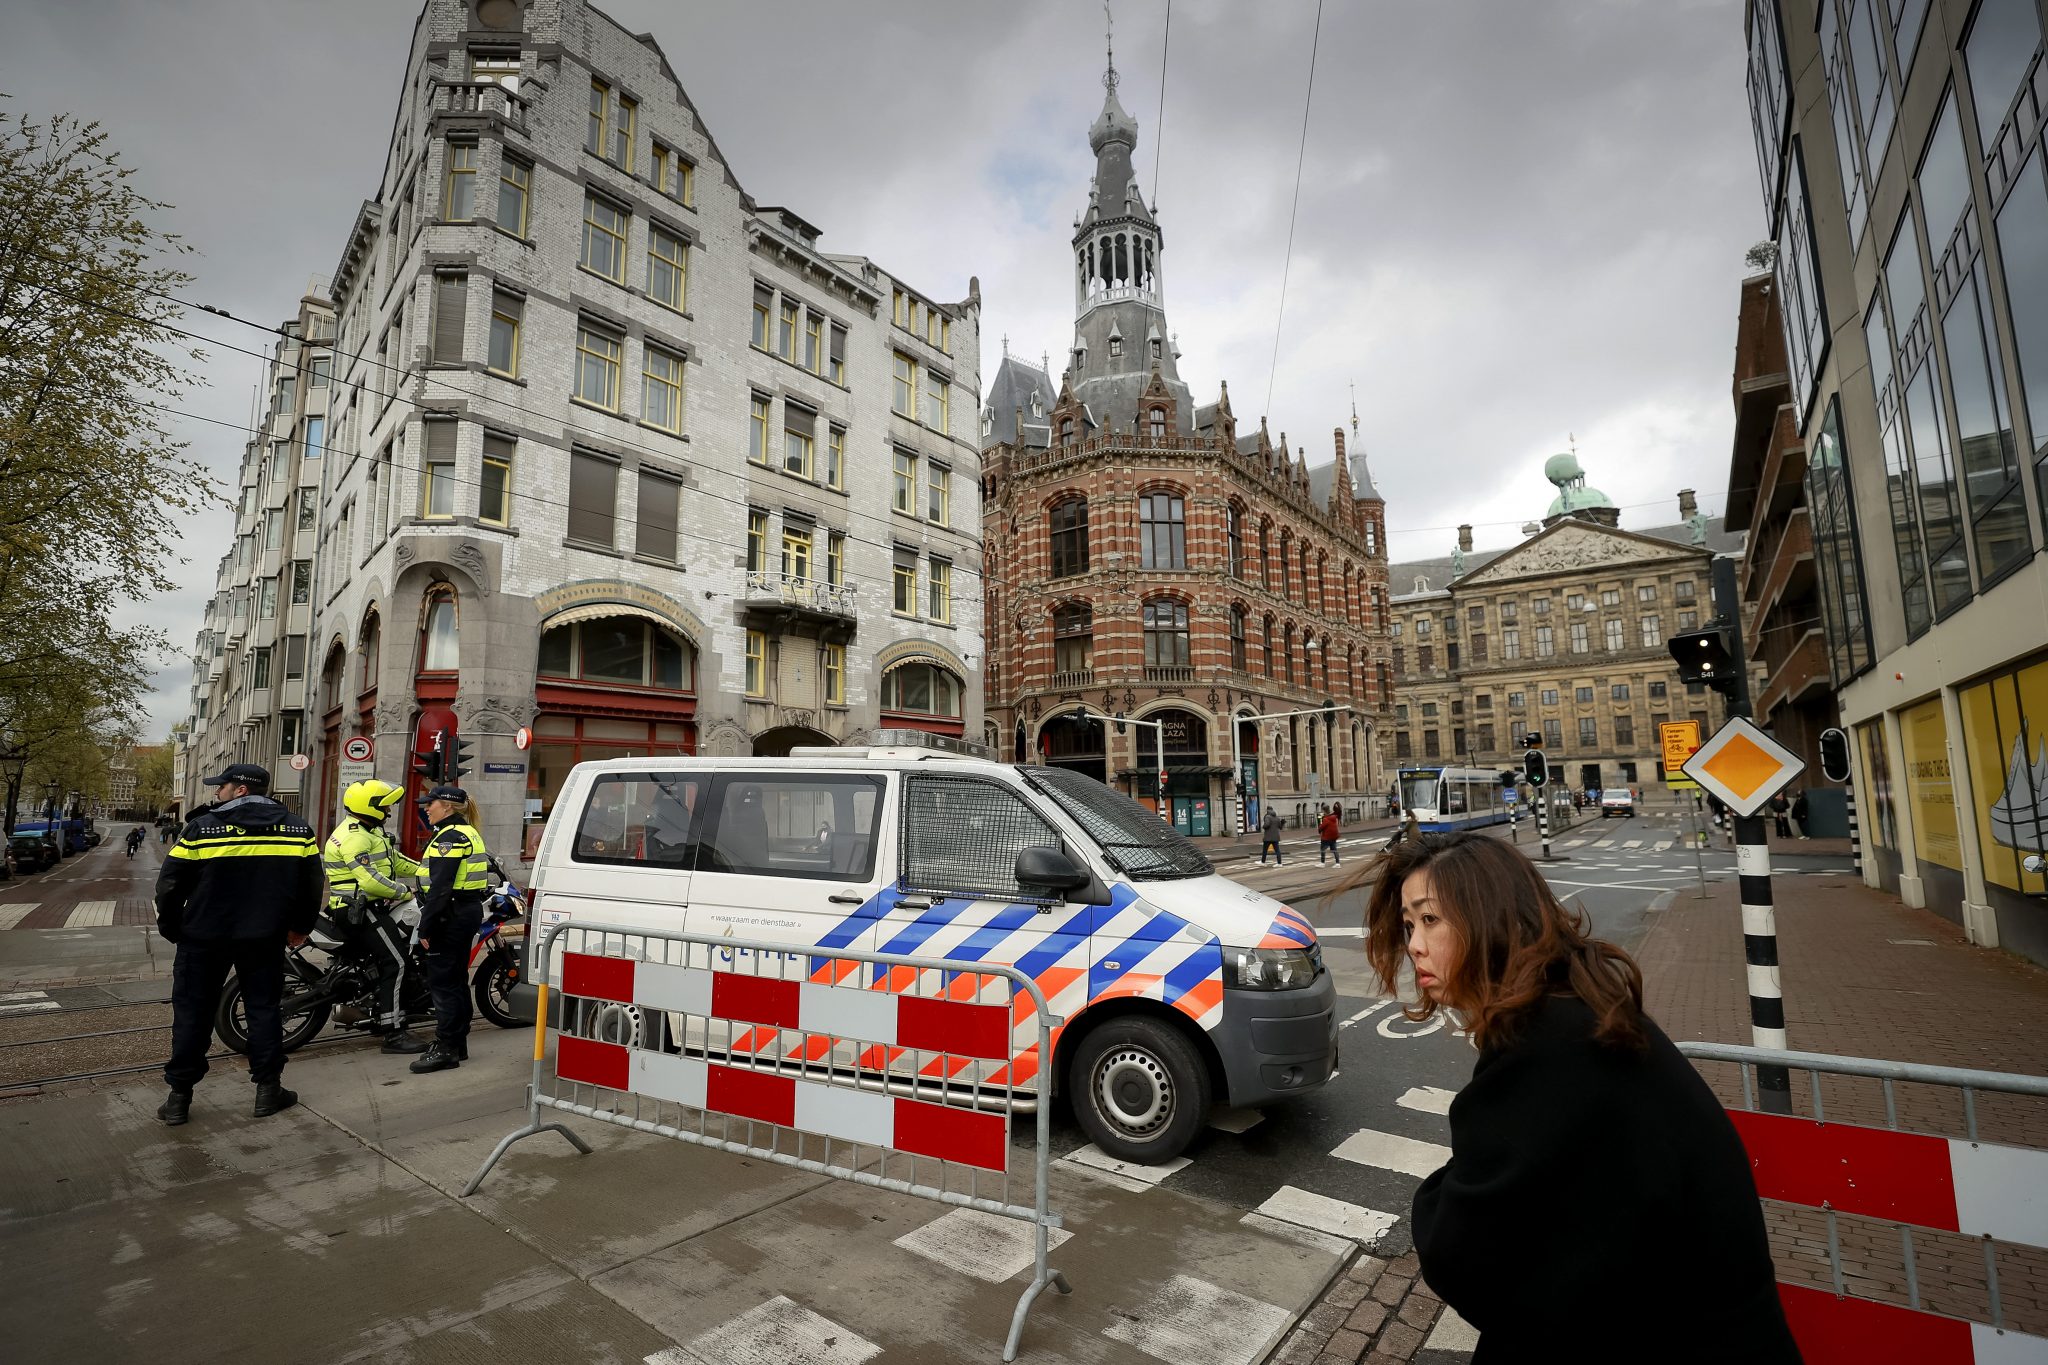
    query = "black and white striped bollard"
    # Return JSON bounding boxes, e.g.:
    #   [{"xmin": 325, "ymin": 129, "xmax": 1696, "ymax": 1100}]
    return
[
  {"xmin": 1736, "ymin": 811, "xmax": 1792, "ymax": 1113},
  {"xmin": 1844, "ymin": 773, "xmax": 1862, "ymax": 879}
]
